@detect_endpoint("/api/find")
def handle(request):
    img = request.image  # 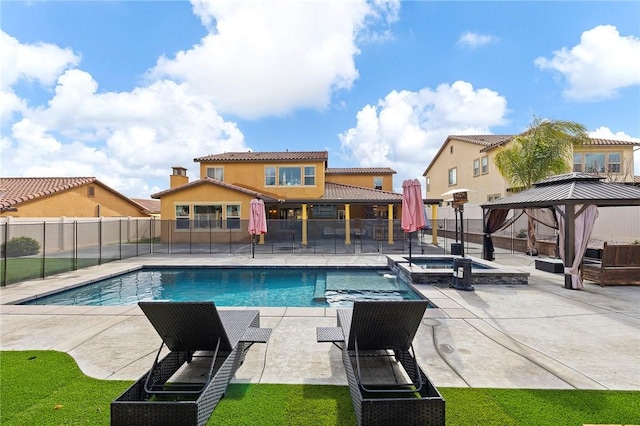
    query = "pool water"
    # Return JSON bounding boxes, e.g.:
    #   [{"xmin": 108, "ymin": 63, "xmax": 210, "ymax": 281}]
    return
[
  {"xmin": 409, "ymin": 258, "xmax": 495, "ymax": 270},
  {"xmin": 22, "ymin": 267, "xmax": 424, "ymax": 307}
]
